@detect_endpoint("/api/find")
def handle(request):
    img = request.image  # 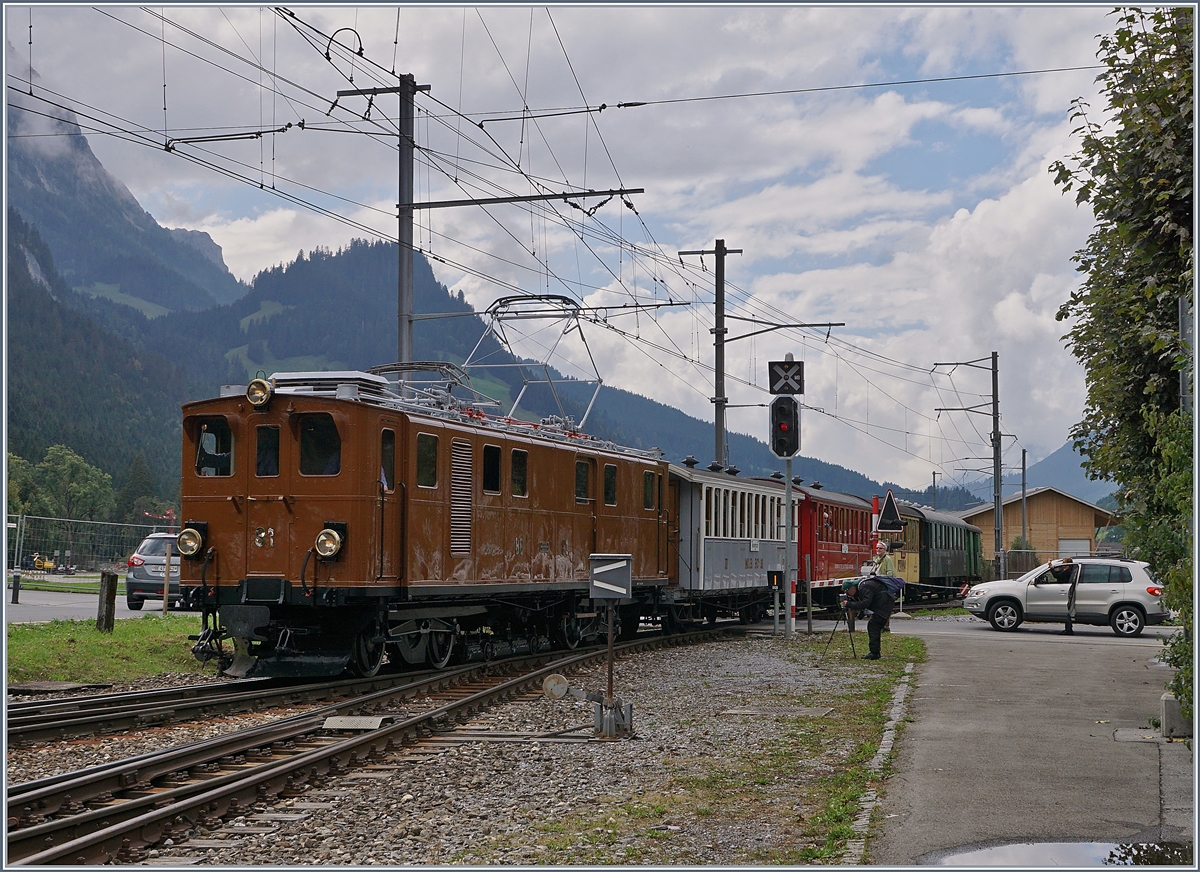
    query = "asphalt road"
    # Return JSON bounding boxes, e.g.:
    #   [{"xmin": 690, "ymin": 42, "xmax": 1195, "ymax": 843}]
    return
[
  {"xmin": 2, "ymin": 587, "xmax": 197, "ymax": 624},
  {"xmin": 870, "ymin": 615, "xmax": 1191, "ymax": 864}
]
